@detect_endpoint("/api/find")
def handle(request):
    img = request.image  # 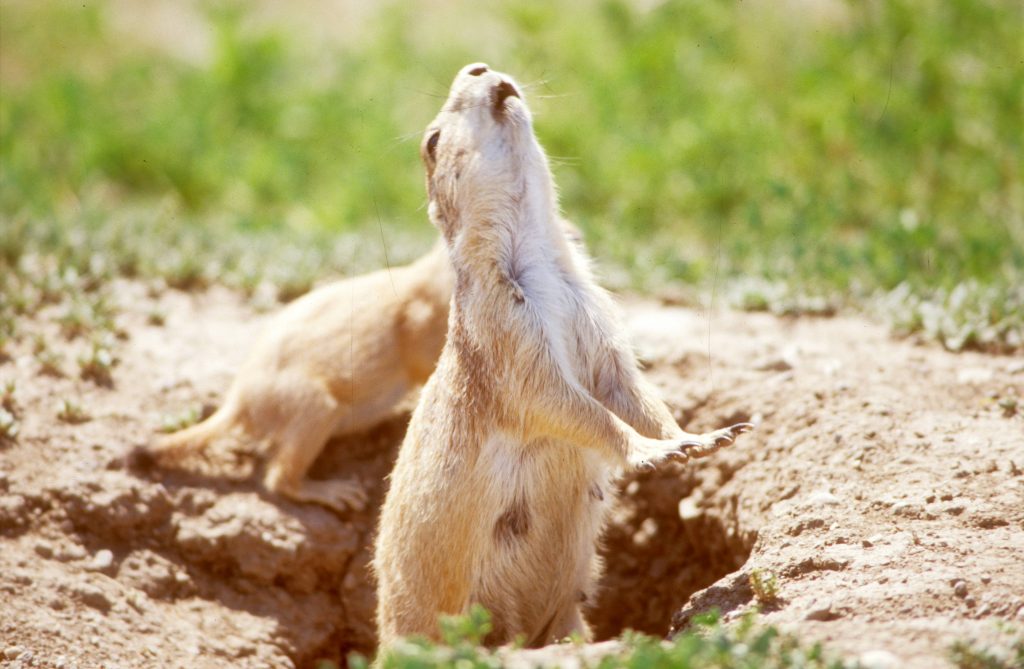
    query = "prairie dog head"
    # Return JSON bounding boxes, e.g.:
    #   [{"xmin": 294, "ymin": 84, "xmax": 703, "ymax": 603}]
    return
[{"xmin": 421, "ymin": 63, "xmax": 555, "ymax": 241}]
